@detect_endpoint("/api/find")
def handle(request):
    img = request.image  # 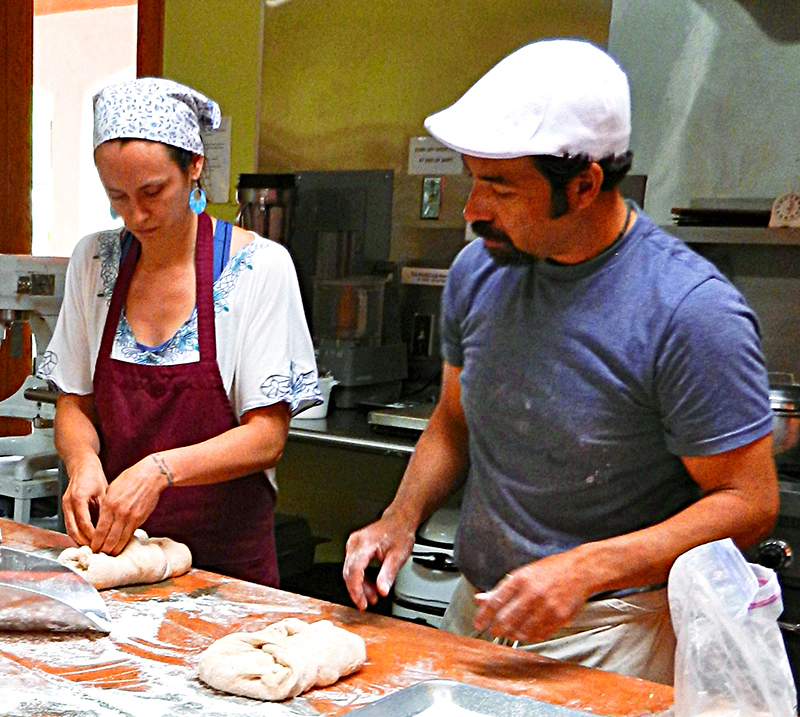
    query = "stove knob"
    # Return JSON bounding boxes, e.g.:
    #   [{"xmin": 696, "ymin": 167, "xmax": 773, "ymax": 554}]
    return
[{"xmin": 754, "ymin": 539, "xmax": 793, "ymax": 571}]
